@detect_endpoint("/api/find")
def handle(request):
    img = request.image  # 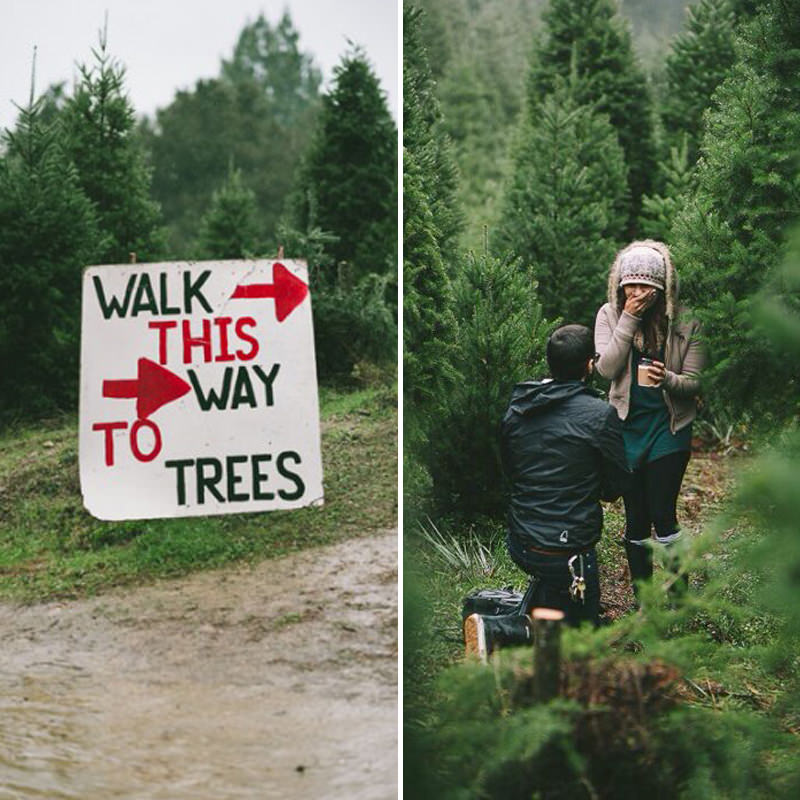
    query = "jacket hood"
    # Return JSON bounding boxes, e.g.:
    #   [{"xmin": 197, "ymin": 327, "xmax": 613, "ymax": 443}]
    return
[
  {"xmin": 607, "ymin": 239, "xmax": 679, "ymax": 321},
  {"xmin": 507, "ymin": 379, "xmax": 596, "ymax": 417}
]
